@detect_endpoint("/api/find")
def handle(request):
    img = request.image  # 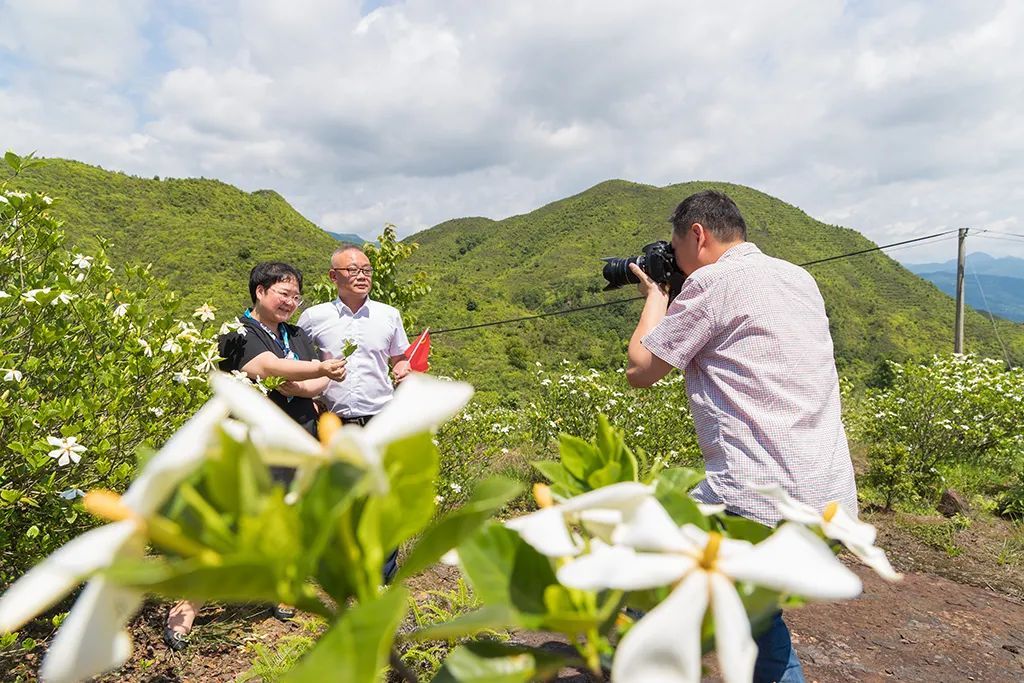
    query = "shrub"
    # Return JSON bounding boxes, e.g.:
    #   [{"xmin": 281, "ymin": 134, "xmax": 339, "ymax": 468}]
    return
[
  {"xmin": 0, "ymin": 152, "xmax": 219, "ymax": 586},
  {"xmin": 854, "ymin": 354, "xmax": 1024, "ymax": 509}
]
